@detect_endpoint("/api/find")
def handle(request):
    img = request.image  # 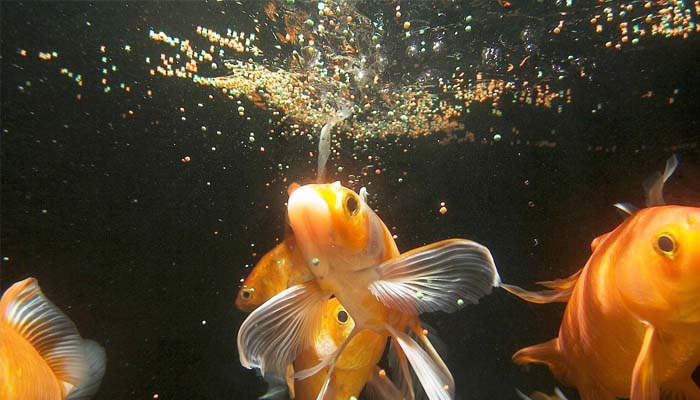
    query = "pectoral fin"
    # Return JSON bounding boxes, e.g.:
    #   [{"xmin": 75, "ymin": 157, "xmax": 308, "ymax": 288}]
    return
[
  {"xmin": 65, "ymin": 340, "xmax": 107, "ymax": 400},
  {"xmin": 630, "ymin": 324, "xmax": 660, "ymax": 400},
  {"xmin": 369, "ymin": 239, "xmax": 500, "ymax": 315},
  {"xmin": 237, "ymin": 281, "xmax": 330, "ymax": 377},
  {"xmin": 513, "ymin": 338, "xmax": 567, "ymax": 379},
  {"xmin": 0, "ymin": 278, "xmax": 88, "ymax": 391}
]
